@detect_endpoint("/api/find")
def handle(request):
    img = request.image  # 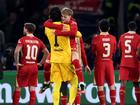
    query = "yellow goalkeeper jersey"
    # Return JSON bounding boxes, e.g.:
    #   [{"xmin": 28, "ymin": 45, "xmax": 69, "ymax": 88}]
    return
[{"xmin": 45, "ymin": 21, "xmax": 72, "ymax": 63}]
